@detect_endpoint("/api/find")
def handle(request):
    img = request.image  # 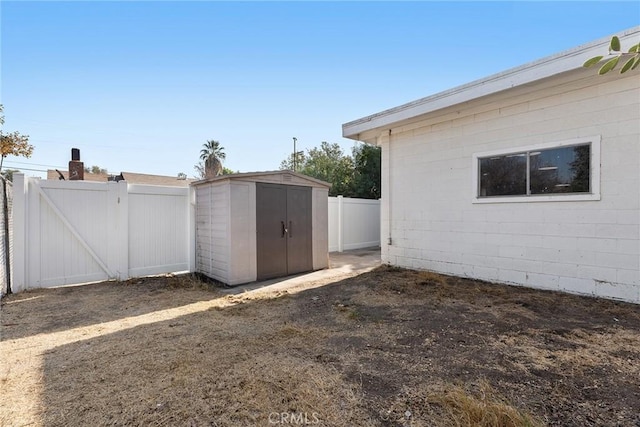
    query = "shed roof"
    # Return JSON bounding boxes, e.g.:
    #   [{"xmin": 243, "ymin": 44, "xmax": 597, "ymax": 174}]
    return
[
  {"xmin": 191, "ymin": 170, "xmax": 331, "ymax": 189},
  {"xmin": 342, "ymin": 27, "xmax": 640, "ymax": 144}
]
